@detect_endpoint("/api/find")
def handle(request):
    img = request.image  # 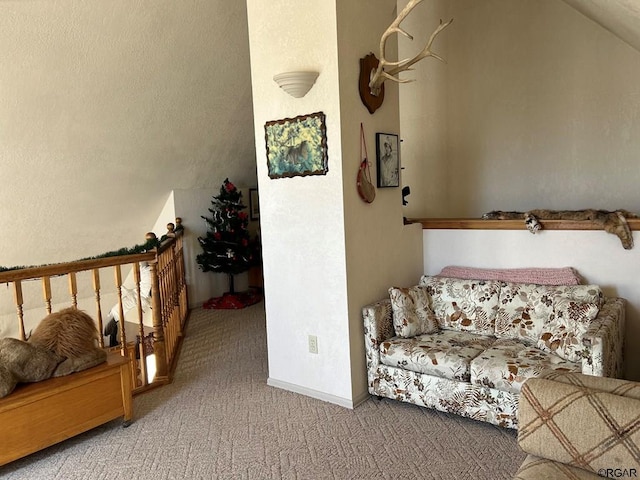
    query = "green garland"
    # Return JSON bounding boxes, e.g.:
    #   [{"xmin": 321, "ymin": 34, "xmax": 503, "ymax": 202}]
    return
[{"xmin": 0, "ymin": 237, "xmax": 161, "ymax": 274}]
